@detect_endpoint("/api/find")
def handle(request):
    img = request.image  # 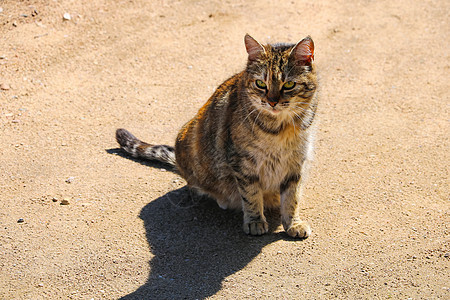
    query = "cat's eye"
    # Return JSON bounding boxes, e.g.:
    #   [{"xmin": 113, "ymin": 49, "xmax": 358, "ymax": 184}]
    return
[
  {"xmin": 255, "ymin": 80, "xmax": 267, "ymax": 89},
  {"xmin": 283, "ymin": 81, "xmax": 296, "ymax": 90}
]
